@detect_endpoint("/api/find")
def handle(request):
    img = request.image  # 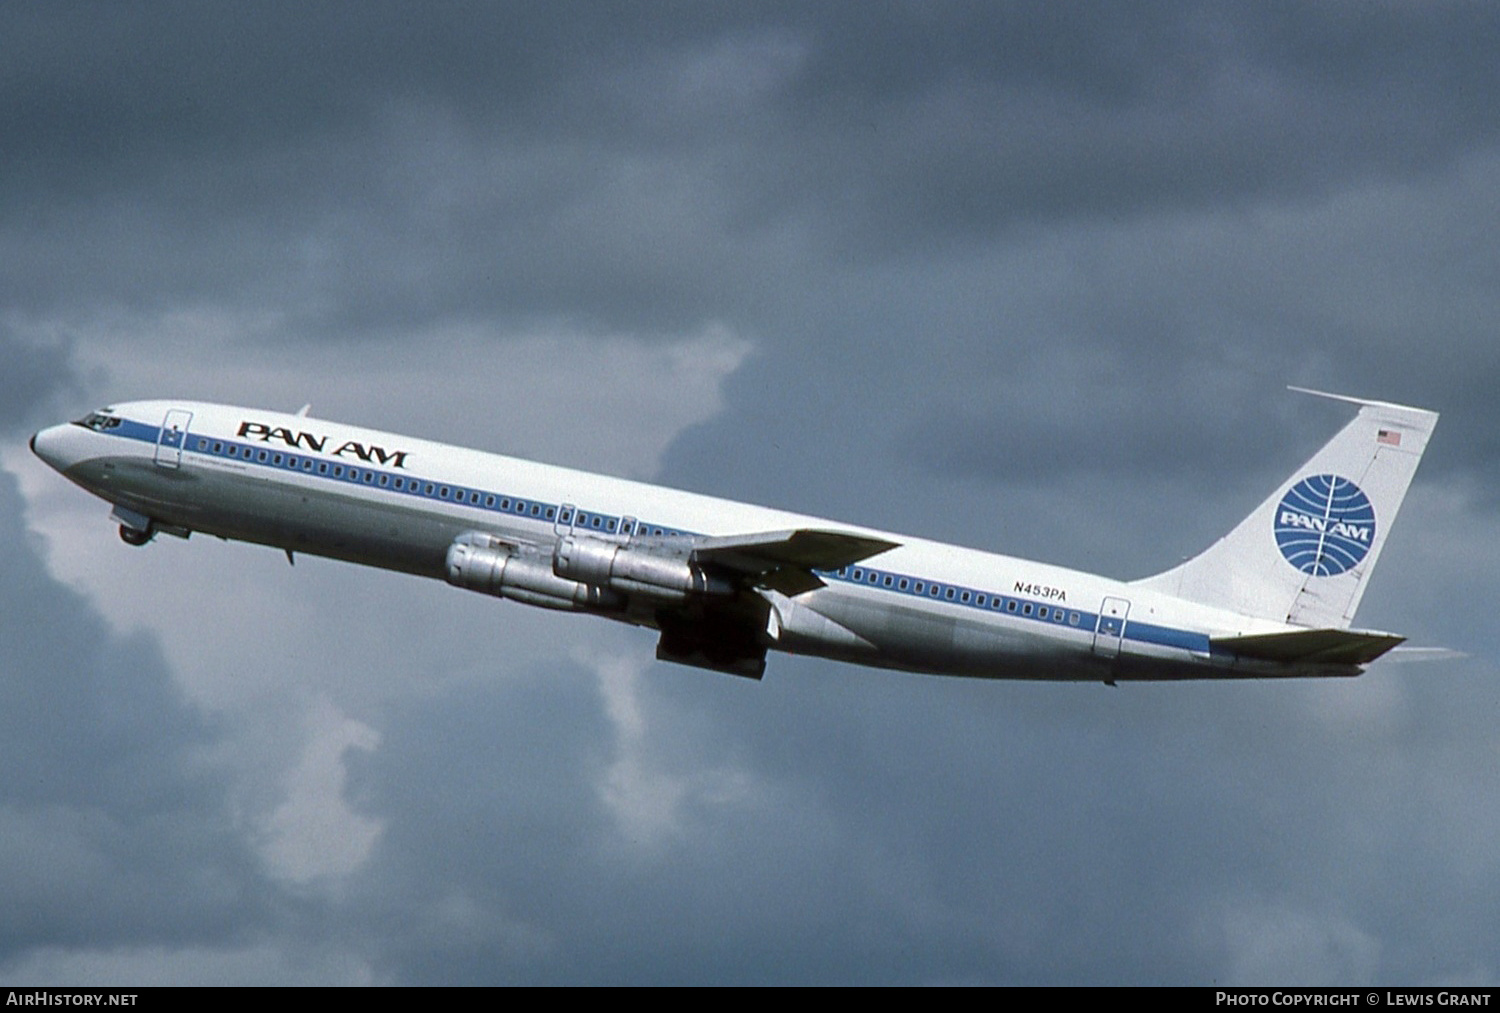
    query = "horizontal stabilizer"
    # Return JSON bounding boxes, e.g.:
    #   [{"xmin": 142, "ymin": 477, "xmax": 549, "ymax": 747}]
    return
[{"xmin": 1212, "ymin": 628, "xmax": 1406, "ymax": 665}]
